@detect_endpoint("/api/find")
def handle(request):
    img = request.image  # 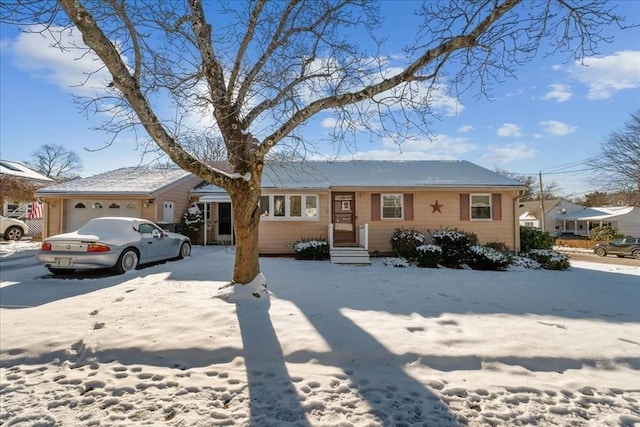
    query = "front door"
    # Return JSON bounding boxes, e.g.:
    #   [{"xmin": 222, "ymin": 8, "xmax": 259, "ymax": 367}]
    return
[
  {"xmin": 332, "ymin": 192, "xmax": 356, "ymax": 245},
  {"xmin": 218, "ymin": 203, "xmax": 232, "ymax": 242}
]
